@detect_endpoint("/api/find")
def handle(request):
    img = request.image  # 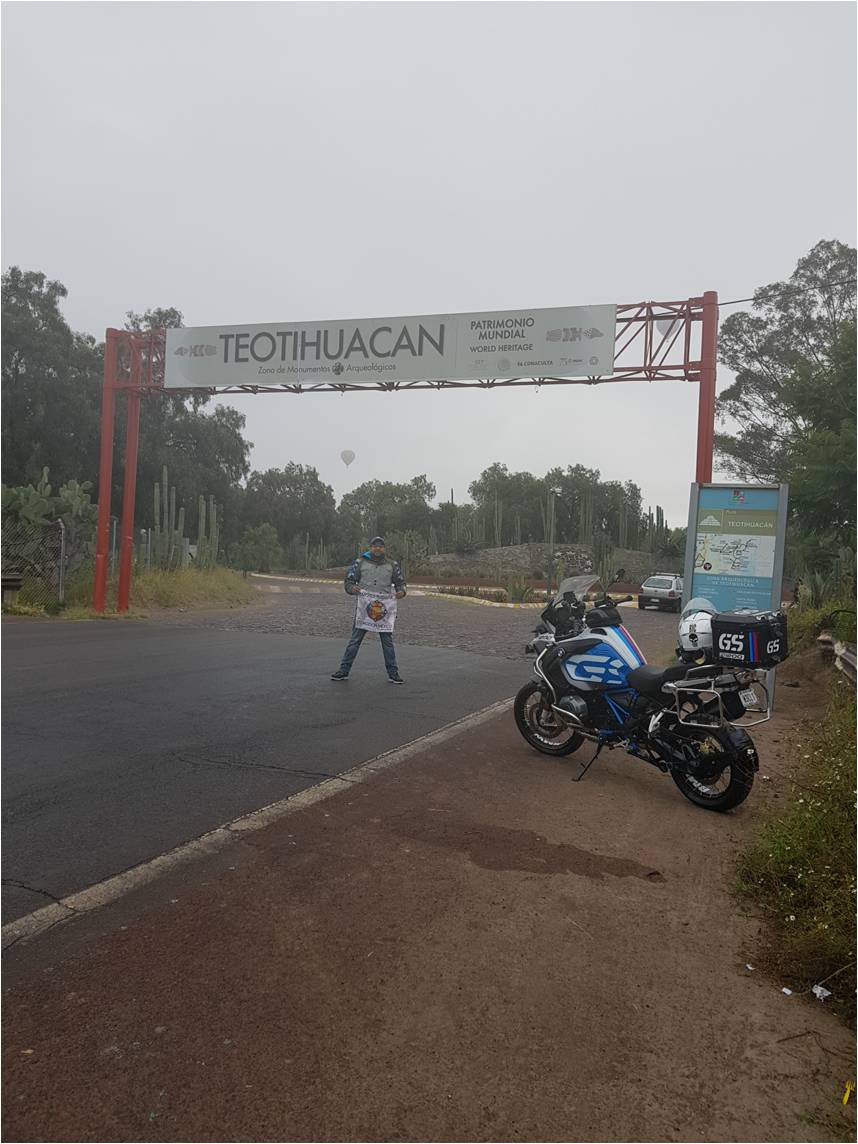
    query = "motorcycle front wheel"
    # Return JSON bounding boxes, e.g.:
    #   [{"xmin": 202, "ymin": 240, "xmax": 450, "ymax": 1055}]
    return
[
  {"xmin": 669, "ymin": 723, "xmax": 757, "ymax": 812},
  {"xmin": 514, "ymin": 680, "xmax": 585, "ymax": 756}
]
